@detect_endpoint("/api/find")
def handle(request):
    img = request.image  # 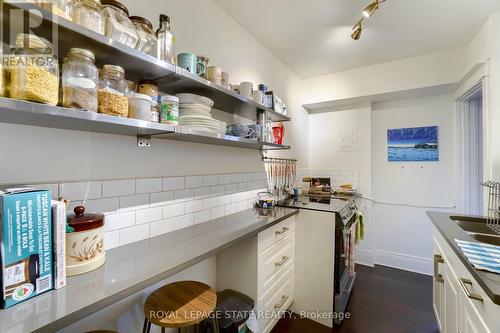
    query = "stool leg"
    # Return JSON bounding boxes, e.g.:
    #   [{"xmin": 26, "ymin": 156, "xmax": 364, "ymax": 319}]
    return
[
  {"xmin": 211, "ymin": 317, "xmax": 219, "ymax": 333},
  {"xmin": 161, "ymin": 327, "xmax": 166, "ymax": 333},
  {"xmin": 142, "ymin": 318, "xmax": 149, "ymax": 333}
]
